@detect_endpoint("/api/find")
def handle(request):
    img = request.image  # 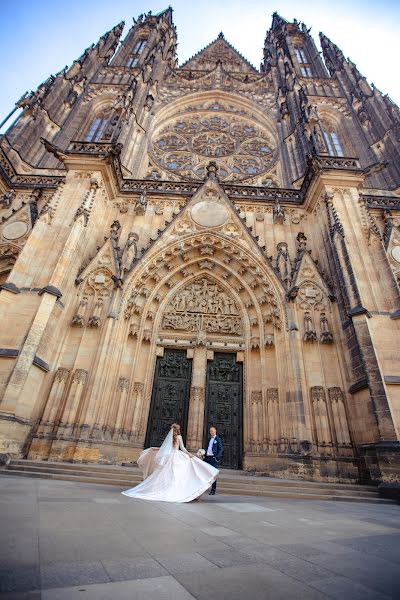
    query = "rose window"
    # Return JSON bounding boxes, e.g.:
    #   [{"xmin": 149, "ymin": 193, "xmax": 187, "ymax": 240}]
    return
[{"xmin": 150, "ymin": 105, "xmax": 277, "ymax": 182}]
